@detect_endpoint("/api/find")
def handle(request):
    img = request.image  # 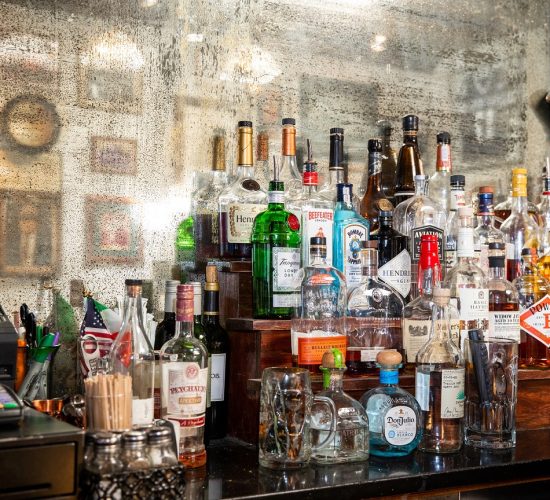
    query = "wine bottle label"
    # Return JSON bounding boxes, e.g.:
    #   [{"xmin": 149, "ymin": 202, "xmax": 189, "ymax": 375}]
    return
[
  {"xmin": 302, "ymin": 208, "xmax": 334, "ymax": 266},
  {"xmin": 488, "ymin": 311, "xmax": 520, "ymax": 341},
  {"xmin": 226, "ymin": 203, "xmax": 266, "ymax": 243},
  {"xmin": 291, "ymin": 330, "xmax": 347, "ymax": 365},
  {"xmin": 403, "ymin": 319, "xmax": 431, "ymax": 363},
  {"xmin": 132, "ymin": 398, "xmax": 154, "ymax": 425},
  {"xmin": 210, "ymin": 353, "xmax": 226, "ymax": 402},
  {"xmin": 412, "ymin": 225, "xmax": 444, "ymax": 263},
  {"xmin": 457, "ymin": 288, "xmax": 490, "ymax": 345},
  {"xmin": 343, "ymin": 223, "xmax": 369, "ymax": 289},
  {"xmin": 378, "ymin": 249, "xmax": 411, "ymax": 298},
  {"xmin": 384, "ymin": 405, "xmax": 417, "ymax": 446},
  {"xmin": 272, "ymin": 247, "xmax": 301, "ymax": 291},
  {"xmin": 440, "ymin": 368, "xmax": 465, "ymax": 419},
  {"xmin": 519, "ymin": 294, "xmax": 550, "ymax": 347}
]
